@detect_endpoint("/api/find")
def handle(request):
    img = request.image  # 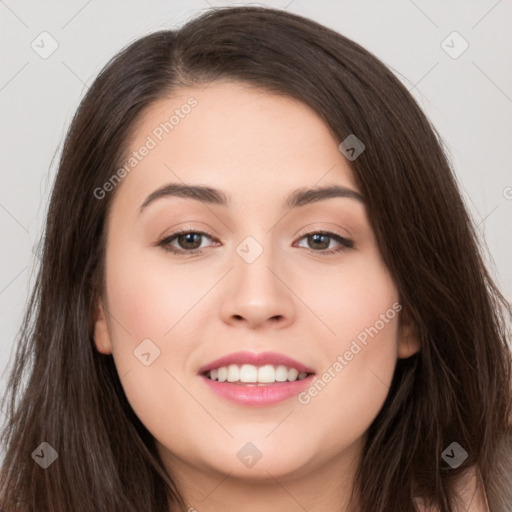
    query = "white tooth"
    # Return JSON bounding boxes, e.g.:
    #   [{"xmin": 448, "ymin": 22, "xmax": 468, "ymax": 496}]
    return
[
  {"xmin": 227, "ymin": 364, "xmax": 240, "ymax": 382},
  {"xmin": 240, "ymin": 364, "xmax": 258, "ymax": 383},
  {"xmin": 258, "ymin": 364, "xmax": 276, "ymax": 383},
  {"xmin": 287, "ymin": 368, "xmax": 299, "ymax": 381},
  {"xmin": 275, "ymin": 365, "xmax": 289, "ymax": 382},
  {"xmin": 211, "ymin": 364, "xmax": 304, "ymax": 384},
  {"xmin": 217, "ymin": 366, "xmax": 228, "ymax": 382}
]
